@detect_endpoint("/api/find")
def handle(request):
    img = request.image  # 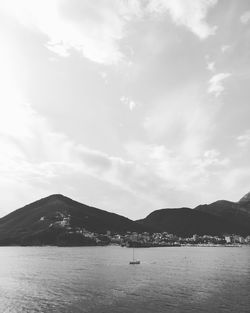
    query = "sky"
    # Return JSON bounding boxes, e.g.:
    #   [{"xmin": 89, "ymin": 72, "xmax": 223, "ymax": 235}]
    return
[{"xmin": 0, "ymin": 0, "xmax": 250, "ymax": 219}]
